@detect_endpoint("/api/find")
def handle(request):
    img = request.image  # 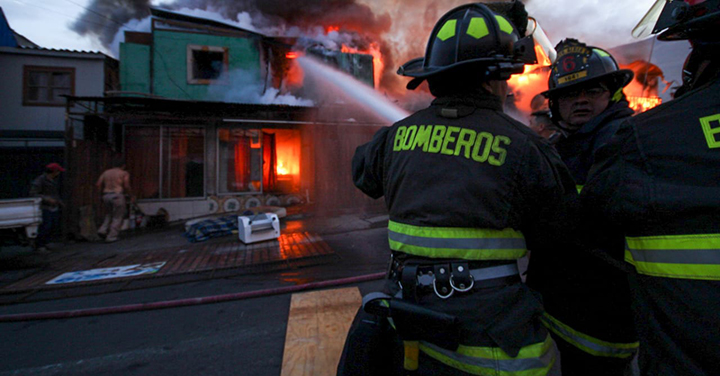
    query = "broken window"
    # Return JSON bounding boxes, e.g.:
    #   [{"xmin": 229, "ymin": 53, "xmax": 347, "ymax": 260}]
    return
[
  {"xmin": 186, "ymin": 45, "xmax": 228, "ymax": 84},
  {"xmin": 23, "ymin": 66, "xmax": 74, "ymax": 106}
]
